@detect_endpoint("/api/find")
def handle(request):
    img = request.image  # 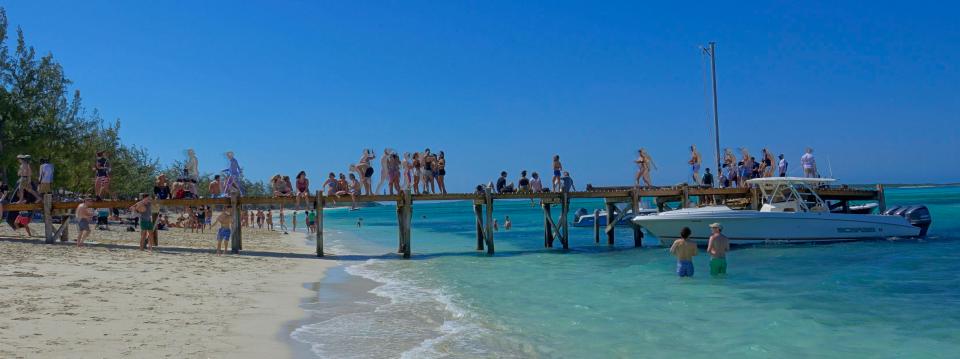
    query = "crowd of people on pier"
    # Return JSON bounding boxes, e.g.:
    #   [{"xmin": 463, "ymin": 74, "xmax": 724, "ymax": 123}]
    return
[{"xmin": 636, "ymin": 145, "xmax": 819, "ymax": 188}]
